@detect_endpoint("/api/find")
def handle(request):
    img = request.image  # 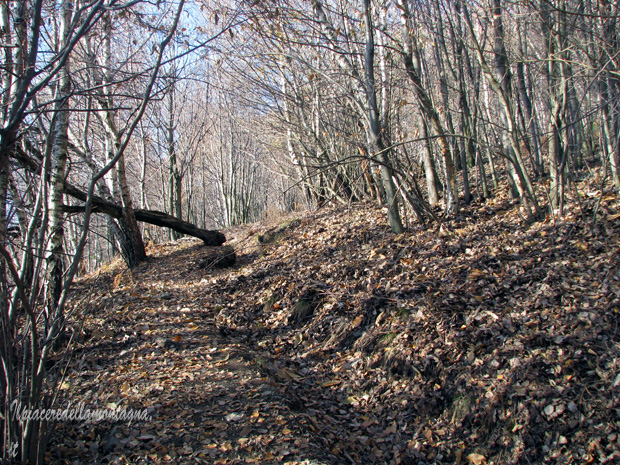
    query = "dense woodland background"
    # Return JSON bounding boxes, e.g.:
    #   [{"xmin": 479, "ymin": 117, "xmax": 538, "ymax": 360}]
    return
[{"xmin": 1, "ymin": 0, "xmax": 620, "ymax": 462}]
